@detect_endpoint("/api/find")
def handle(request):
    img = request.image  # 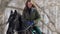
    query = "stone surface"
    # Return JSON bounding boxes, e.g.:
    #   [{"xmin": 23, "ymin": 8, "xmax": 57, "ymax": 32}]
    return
[{"xmin": 0, "ymin": 0, "xmax": 60, "ymax": 34}]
